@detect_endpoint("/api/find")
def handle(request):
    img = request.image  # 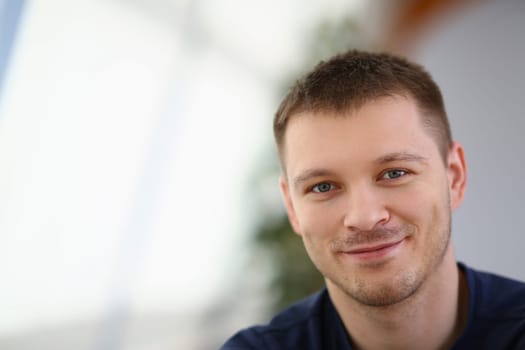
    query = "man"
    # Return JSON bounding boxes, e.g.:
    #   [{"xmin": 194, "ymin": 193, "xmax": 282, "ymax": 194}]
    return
[{"xmin": 221, "ymin": 50, "xmax": 525, "ymax": 349}]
